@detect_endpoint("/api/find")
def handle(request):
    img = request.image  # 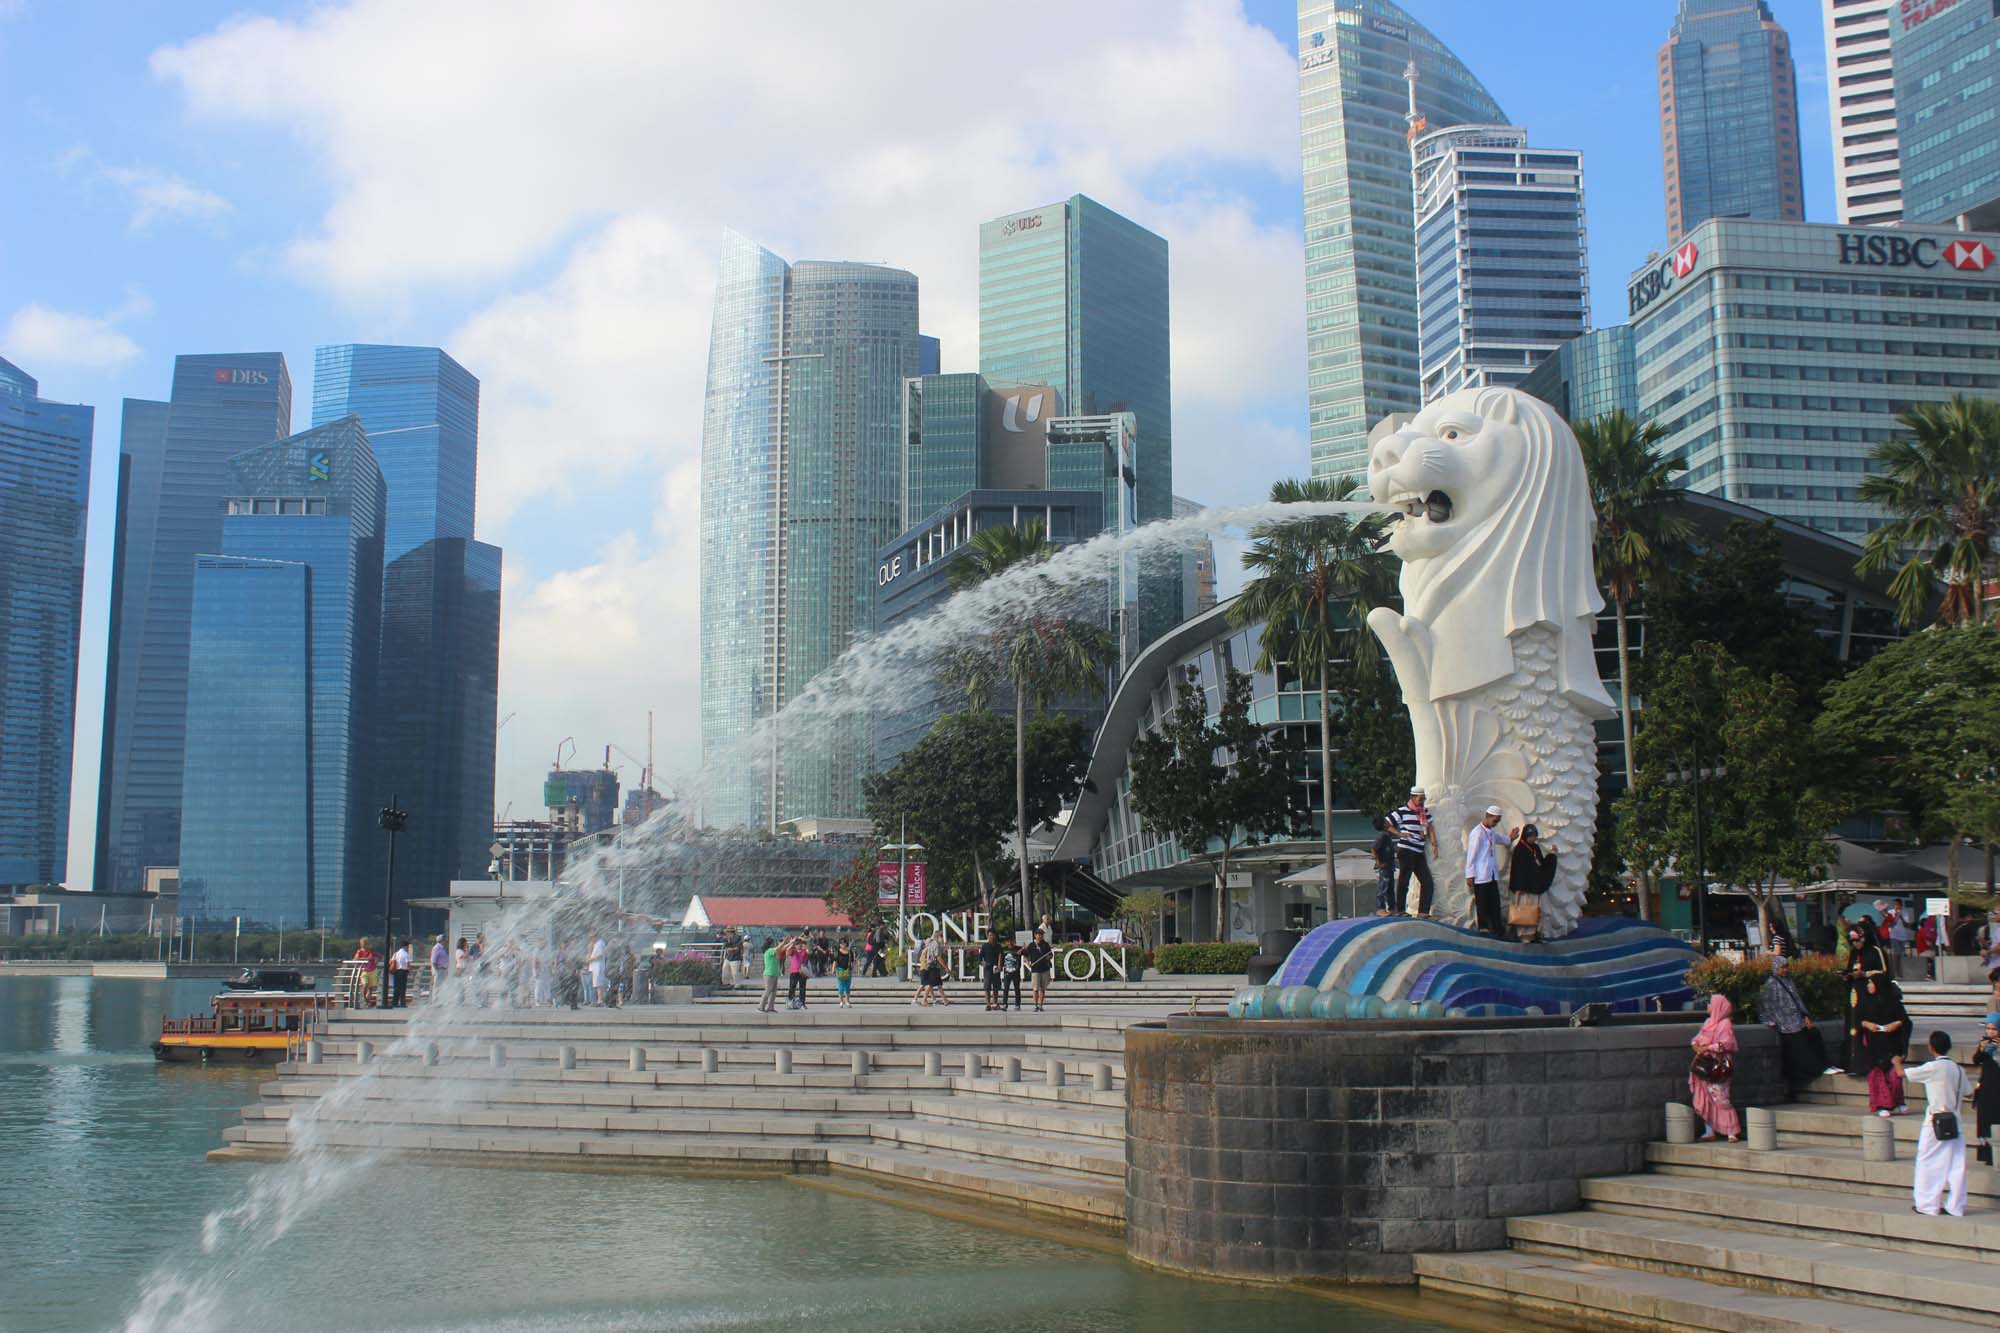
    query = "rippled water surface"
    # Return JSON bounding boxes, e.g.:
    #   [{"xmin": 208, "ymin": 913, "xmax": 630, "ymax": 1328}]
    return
[{"xmin": 2, "ymin": 975, "xmax": 1465, "ymax": 1333}]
